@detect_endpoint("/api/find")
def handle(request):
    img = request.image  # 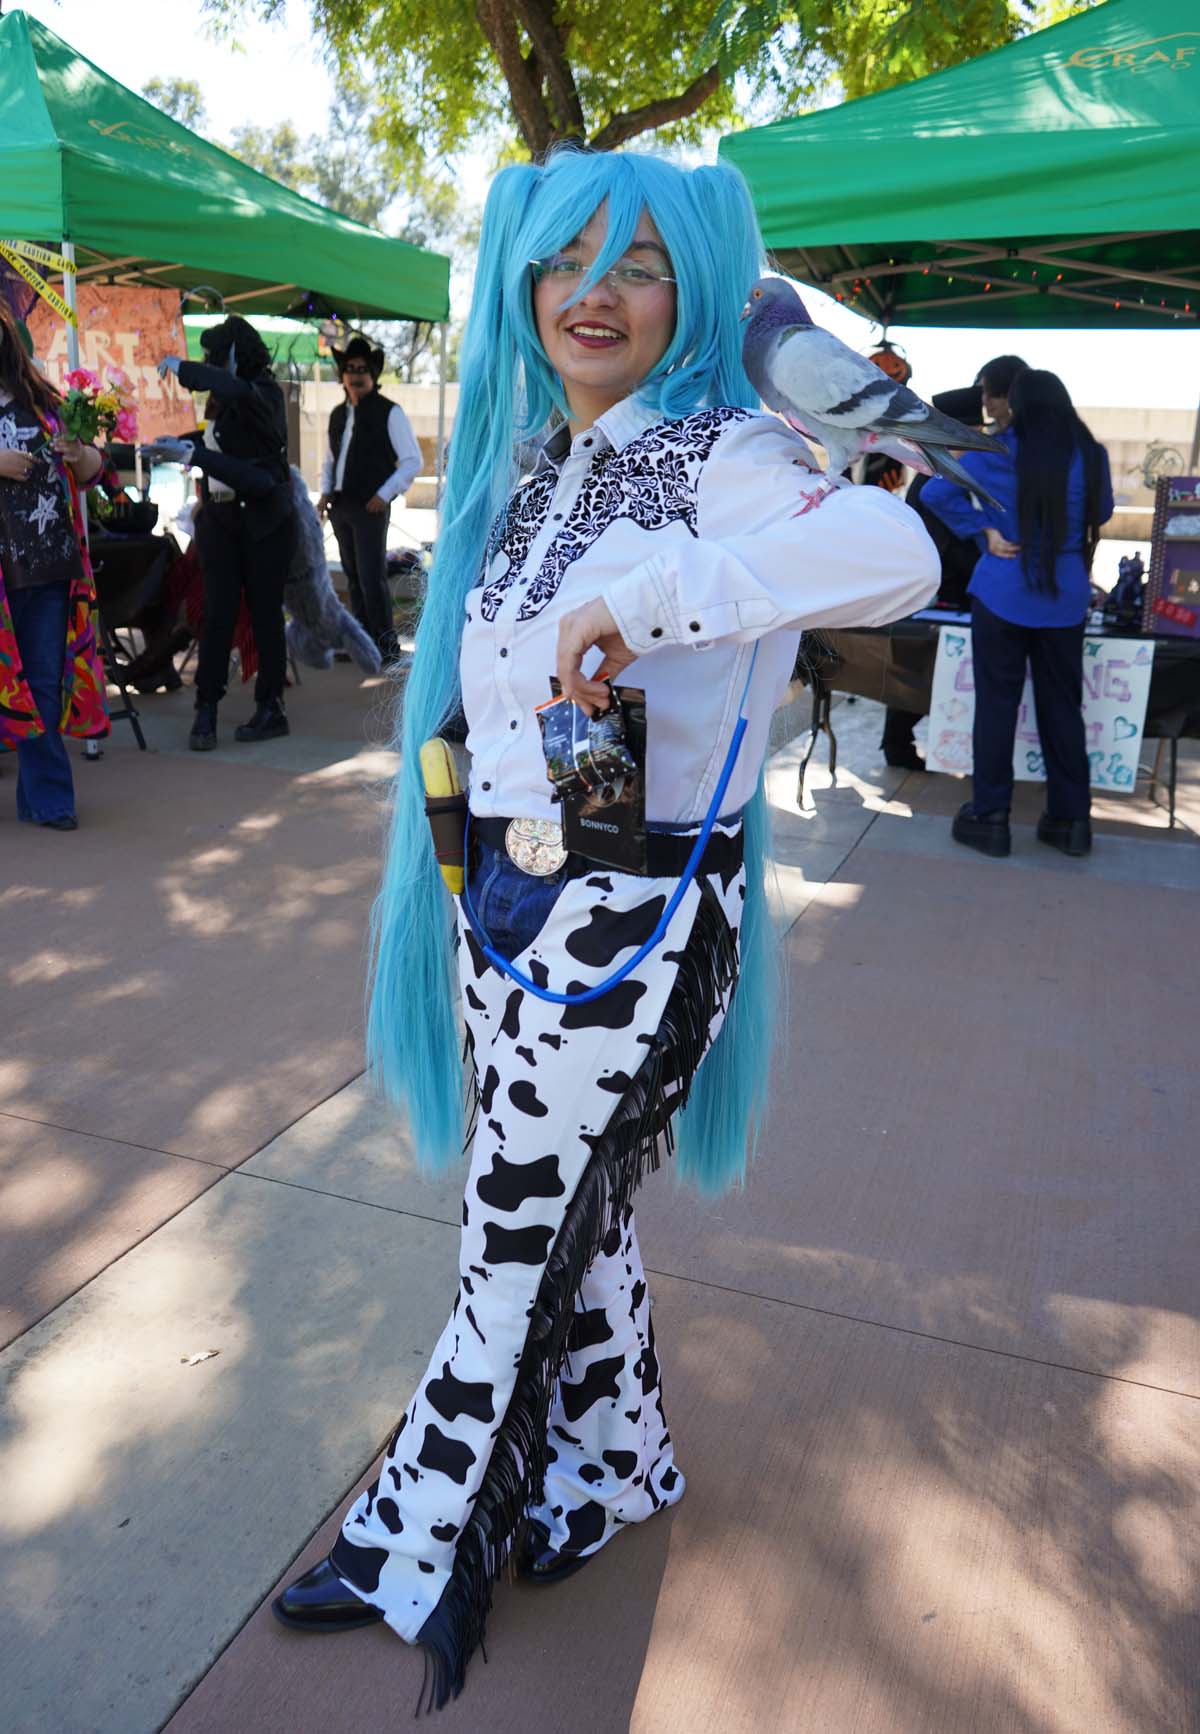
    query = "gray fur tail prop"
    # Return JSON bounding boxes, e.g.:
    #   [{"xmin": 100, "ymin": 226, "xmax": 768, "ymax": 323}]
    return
[{"xmin": 284, "ymin": 469, "xmax": 383, "ymax": 674}]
